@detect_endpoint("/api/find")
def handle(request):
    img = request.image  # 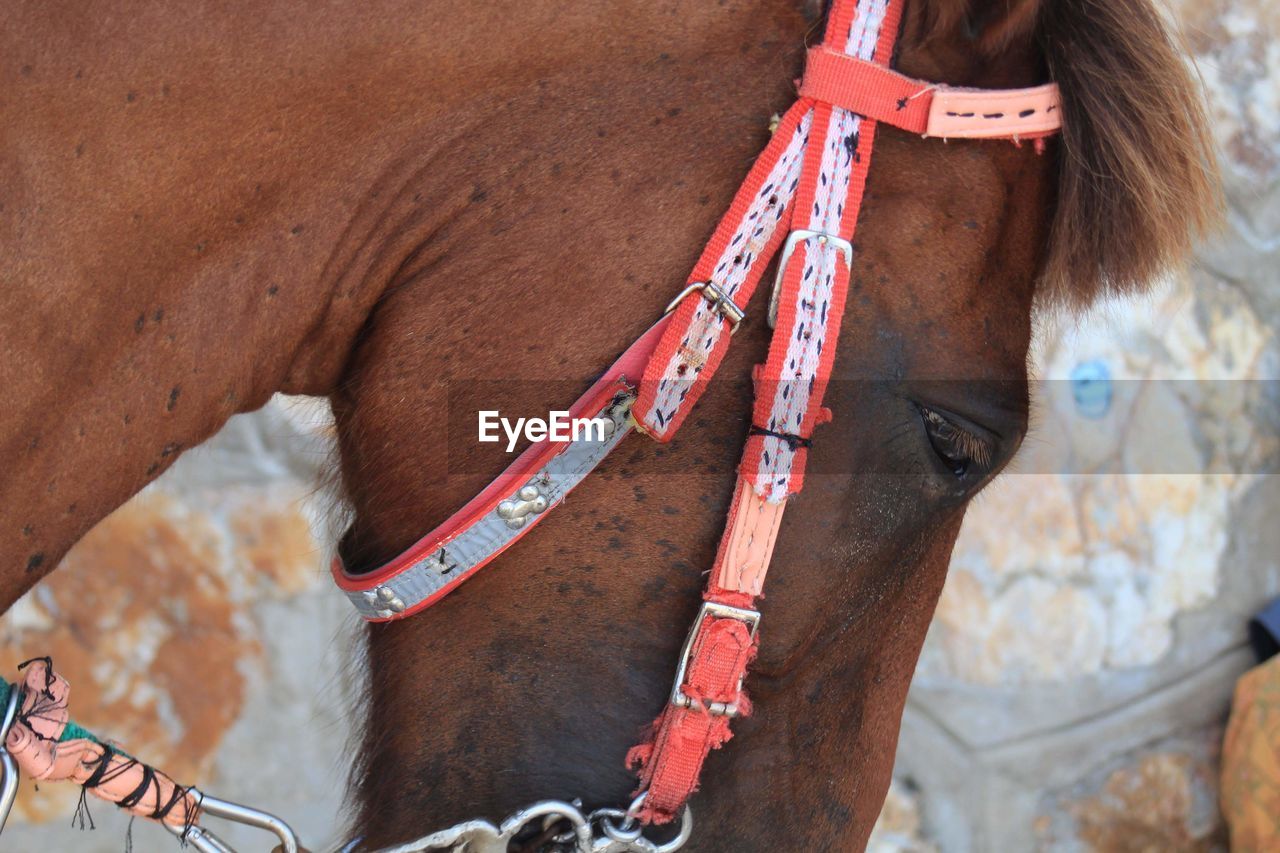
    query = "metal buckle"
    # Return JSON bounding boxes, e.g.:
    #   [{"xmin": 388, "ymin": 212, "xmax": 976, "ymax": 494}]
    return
[
  {"xmin": 767, "ymin": 229, "xmax": 855, "ymax": 329},
  {"xmin": 669, "ymin": 601, "xmax": 761, "ymax": 718},
  {"xmin": 663, "ymin": 281, "xmax": 745, "ymax": 334},
  {"xmin": 0, "ymin": 685, "xmax": 22, "ymax": 835}
]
